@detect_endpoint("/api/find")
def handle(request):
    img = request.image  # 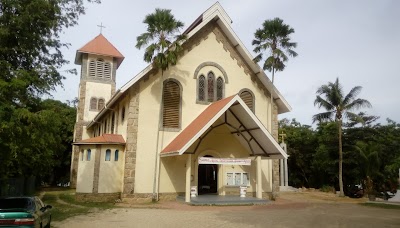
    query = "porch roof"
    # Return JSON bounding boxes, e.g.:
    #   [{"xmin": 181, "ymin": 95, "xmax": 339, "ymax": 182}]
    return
[{"xmin": 161, "ymin": 95, "xmax": 287, "ymax": 159}]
